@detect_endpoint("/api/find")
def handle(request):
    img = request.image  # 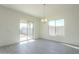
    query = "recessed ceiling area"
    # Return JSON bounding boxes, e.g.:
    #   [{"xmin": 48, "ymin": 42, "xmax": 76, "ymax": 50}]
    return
[{"xmin": 2, "ymin": 4, "xmax": 79, "ymax": 18}]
